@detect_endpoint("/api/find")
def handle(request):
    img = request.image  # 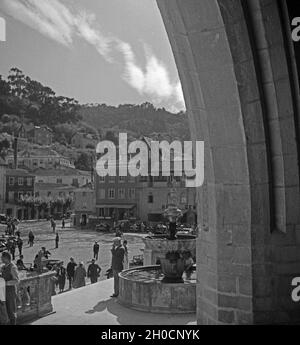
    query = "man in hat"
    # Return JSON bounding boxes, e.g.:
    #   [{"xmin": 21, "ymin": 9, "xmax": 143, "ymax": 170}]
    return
[
  {"xmin": 110, "ymin": 238, "xmax": 125, "ymax": 297},
  {"xmin": 87, "ymin": 259, "xmax": 101, "ymax": 284}
]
